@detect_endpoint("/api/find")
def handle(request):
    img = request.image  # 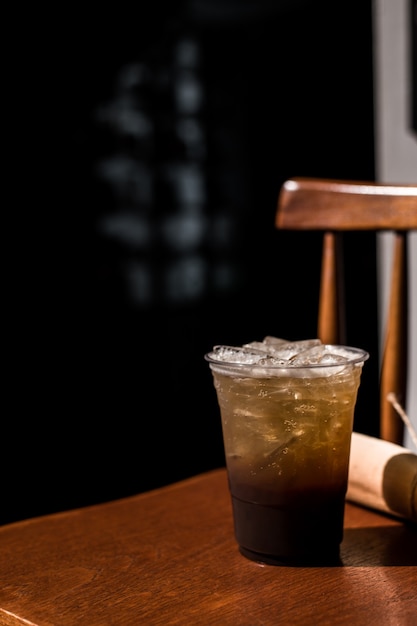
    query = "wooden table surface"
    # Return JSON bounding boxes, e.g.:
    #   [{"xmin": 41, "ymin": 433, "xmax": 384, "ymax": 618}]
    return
[{"xmin": 1, "ymin": 468, "xmax": 416, "ymax": 626}]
